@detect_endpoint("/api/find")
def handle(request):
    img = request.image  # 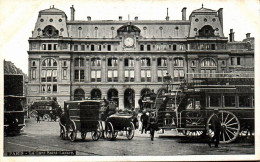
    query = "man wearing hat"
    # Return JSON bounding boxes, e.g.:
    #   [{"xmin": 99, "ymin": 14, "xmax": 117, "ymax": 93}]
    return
[
  {"xmin": 208, "ymin": 108, "xmax": 222, "ymax": 148},
  {"xmin": 140, "ymin": 110, "xmax": 149, "ymax": 134}
]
